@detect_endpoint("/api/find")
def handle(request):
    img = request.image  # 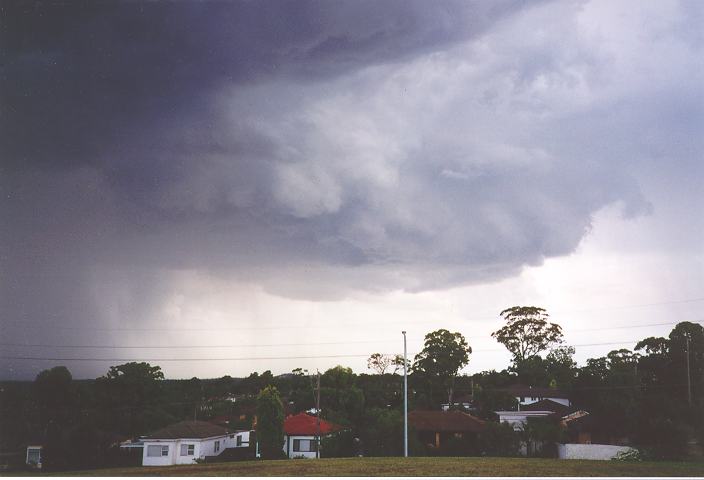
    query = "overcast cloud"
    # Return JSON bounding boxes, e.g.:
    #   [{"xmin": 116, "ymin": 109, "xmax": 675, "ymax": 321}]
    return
[{"xmin": 1, "ymin": 0, "xmax": 702, "ymax": 379}]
